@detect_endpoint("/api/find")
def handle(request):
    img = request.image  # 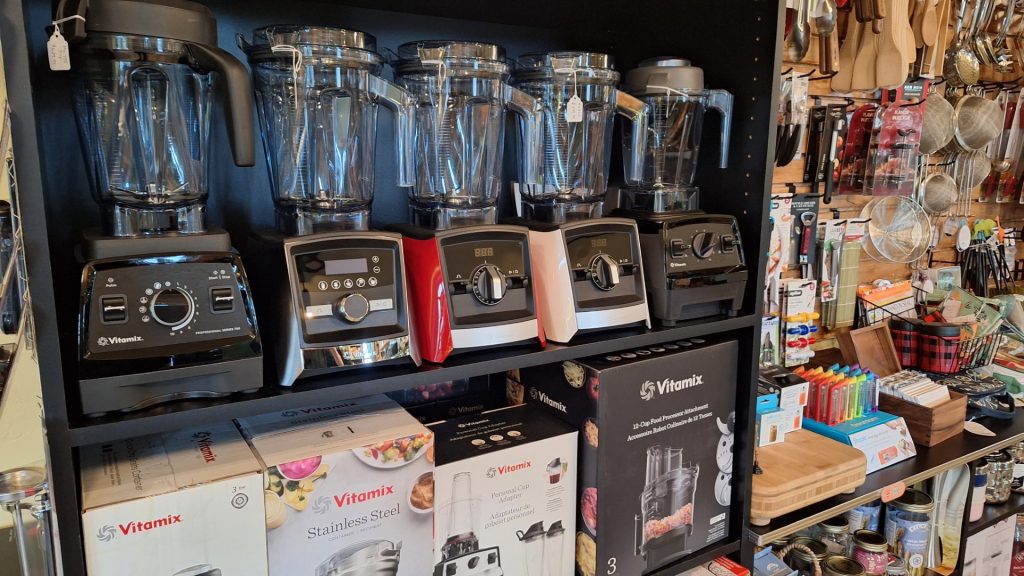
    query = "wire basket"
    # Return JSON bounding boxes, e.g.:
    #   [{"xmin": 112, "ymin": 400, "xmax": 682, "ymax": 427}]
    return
[{"xmin": 919, "ymin": 331, "xmax": 1002, "ymax": 374}]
